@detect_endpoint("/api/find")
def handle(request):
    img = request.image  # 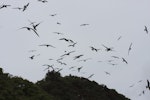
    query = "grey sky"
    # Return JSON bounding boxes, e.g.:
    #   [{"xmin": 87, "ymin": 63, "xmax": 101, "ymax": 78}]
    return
[{"xmin": 0, "ymin": 0, "xmax": 150, "ymax": 100}]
